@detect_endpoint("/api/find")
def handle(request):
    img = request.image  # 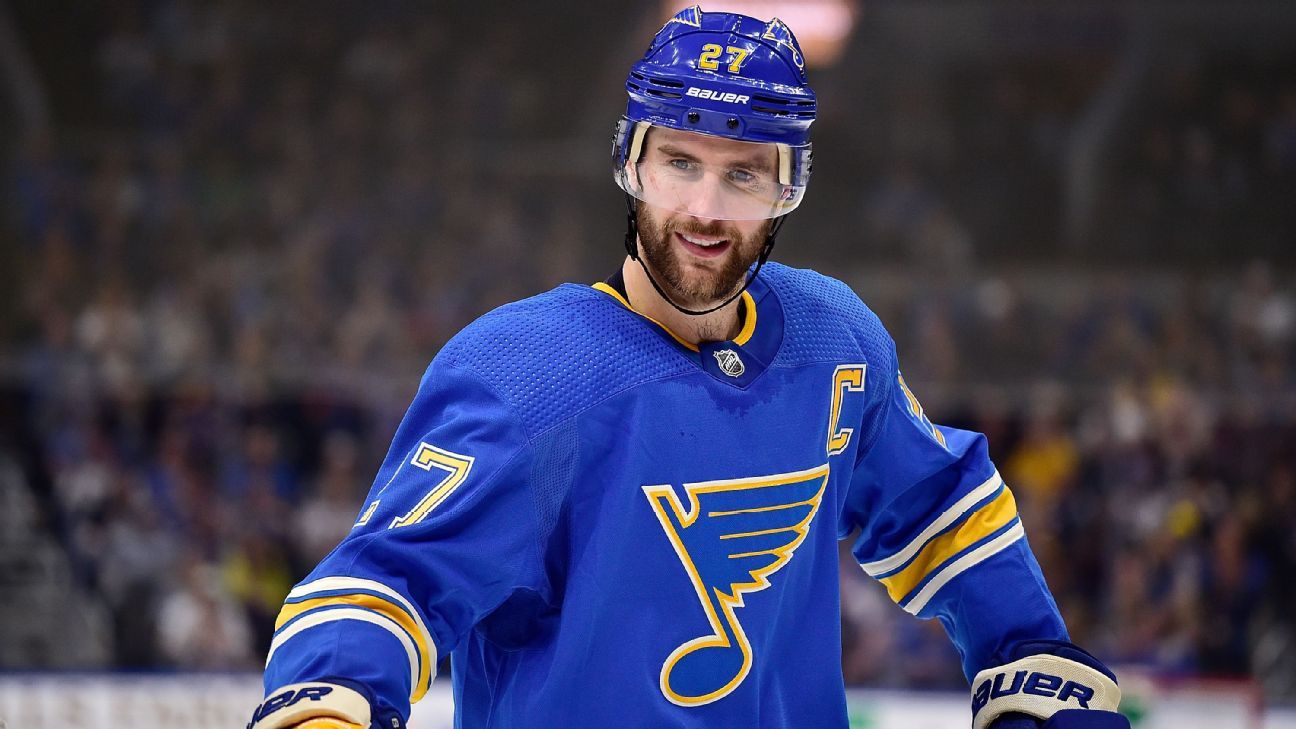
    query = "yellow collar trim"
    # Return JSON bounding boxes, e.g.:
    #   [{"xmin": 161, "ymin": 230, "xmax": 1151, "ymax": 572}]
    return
[
  {"xmin": 591, "ymin": 282, "xmax": 757, "ymax": 351},
  {"xmin": 733, "ymin": 290, "xmax": 758, "ymax": 345}
]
